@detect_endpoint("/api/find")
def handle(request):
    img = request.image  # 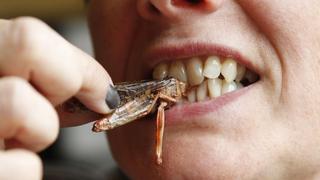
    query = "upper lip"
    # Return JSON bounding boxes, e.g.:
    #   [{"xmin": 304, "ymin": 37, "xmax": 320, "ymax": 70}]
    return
[{"xmin": 143, "ymin": 41, "xmax": 261, "ymax": 76}]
